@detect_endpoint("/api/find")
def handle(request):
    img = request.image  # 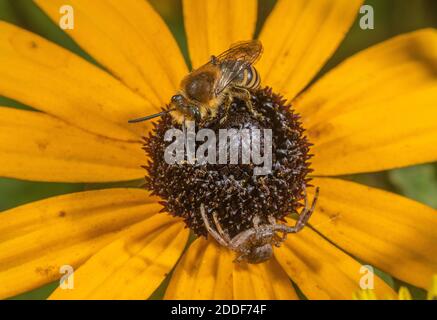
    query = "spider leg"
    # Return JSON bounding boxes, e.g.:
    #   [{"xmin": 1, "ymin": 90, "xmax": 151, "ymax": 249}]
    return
[
  {"xmin": 213, "ymin": 212, "xmax": 231, "ymax": 242},
  {"xmin": 272, "ymin": 234, "xmax": 284, "ymax": 247},
  {"xmin": 268, "ymin": 215, "xmax": 276, "ymax": 225},
  {"xmin": 229, "ymin": 211, "xmax": 261, "ymax": 250},
  {"xmin": 228, "ymin": 228, "xmax": 256, "ymax": 252},
  {"xmin": 200, "ymin": 204, "xmax": 230, "ymax": 248},
  {"xmin": 267, "ymin": 215, "xmax": 287, "ymax": 244},
  {"xmin": 273, "ymin": 186, "xmax": 320, "ymax": 234},
  {"xmin": 233, "ymin": 252, "xmax": 248, "ymax": 263},
  {"xmin": 228, "ymin": 233, "xmax": 252, "ymax": 263},
  {"xmin": 253, "ymin": 215, "xmax": 262, "ymax": 230},
  {"xmin": 294, "ymin": 186, "xmax": 320, "ymax": 232}
]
